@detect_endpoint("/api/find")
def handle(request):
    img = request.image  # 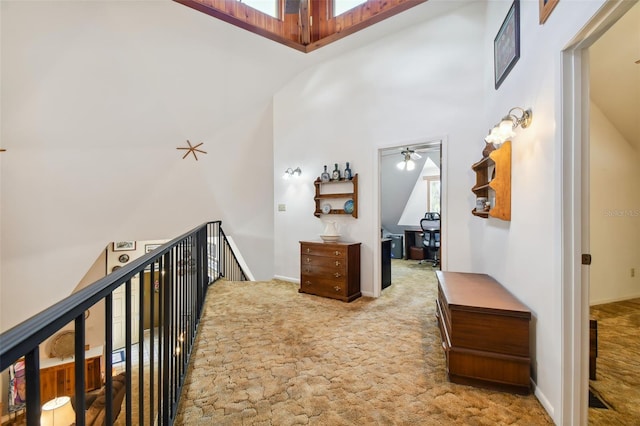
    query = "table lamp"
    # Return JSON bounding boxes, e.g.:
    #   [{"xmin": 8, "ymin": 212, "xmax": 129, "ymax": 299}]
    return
[{"xmin": 41, "ymin": 396, "xmax": 75, "ymax": 426}]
